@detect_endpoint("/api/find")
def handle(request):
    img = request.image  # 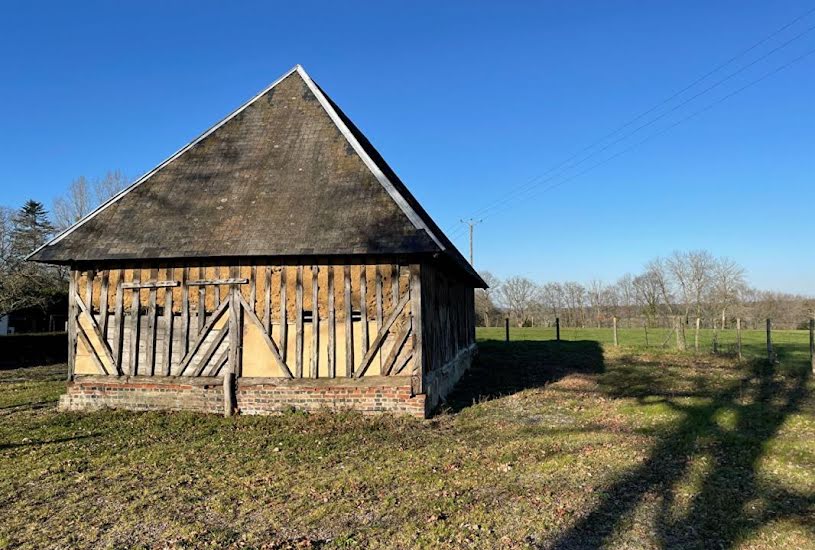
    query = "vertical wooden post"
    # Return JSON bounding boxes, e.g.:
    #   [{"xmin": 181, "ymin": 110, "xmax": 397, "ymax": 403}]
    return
[
  {"xmin": 145, "ymin": 268, "xmax": 158, "ymax": 376},
  {"xmin": 99, "ymin": 270, "xmax": 110, "ymax": 341},
  {"xmin": 694, "ymin": 317, "xmax": 700, "ymax": 353},
  {"xmin": 409, "ymin": 264, "xmax": 423, "ymax": 397},
  {"xmin": 809, "ymin": 319, "xmax": 814, "ymax": 373},
  {"xmin": 766, "ymin": 318, "xmax": 773, "ymax": 363},
  {"xmin": 327, "ymin": 266, "xmax": 336, "ymax": 378},
  {"xmin": 197, "ymin": 265, "xmax": 206, "ymax": 335},
  {"xmin": 736, "ymin": 317, "xmax": 742, "ymax": 360},
  {"xmin": 129, "ymin": 268, "xmax": 141, "ymax": 376},
  {"xmin": 295, "ymin": 266, "xmax": 304, "ymax": 378},
  {"xmin": 505, "ymin": 317, "xmax": 510, "ymax": 343},
  {"xmin": 181, "ymin": 267, "xmax": 190, "ymax": 356},
  {"xmin": 280, "ymin": 267, "xmax": 288, "ymax": 363},
  {"xmin": 675, "ymin": 316, "xmax": 686, "ymax": 351},
  {"xmin": 555, "ymin": 317, "xmax": 560, "ymax": 342},
  {"xmin": 112, "ymin": 269, "xmax": 125, "ymax": 371},
  {"xmin": 613, "ymin": 316, "xmax": 619, "ymax": 347},
  {"xmin": 310, "ymin": 266, "xmax": 319, "ymax": 379},
  {"xmin": 67, "ymin": 270, "xmax": 78, "ymax": 381},
  {"xmin": 162, "ymin": 268, "xmax": 174, "ymax": 376},
  {"xmin": 344, "ymin": 265, "xmax": 354, "ymax": 377},
  {"xmin": 225, "ymin": 271, "xmax": 241, "ymax": 417},
  {"xmin": 359, "ymin": 267, "xmax": 369, "ymax": 356},
  {"xmin": 263, "ymin": 266, "xmax": 271, "ymax": 335},
  {"xmin": 644, "ymin": 317, "xmax": 649, "ymax": 348}
]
